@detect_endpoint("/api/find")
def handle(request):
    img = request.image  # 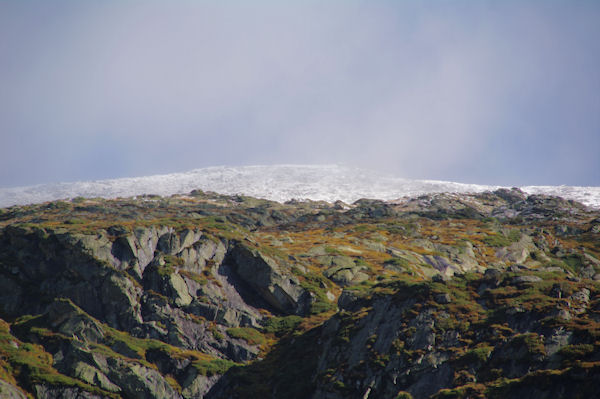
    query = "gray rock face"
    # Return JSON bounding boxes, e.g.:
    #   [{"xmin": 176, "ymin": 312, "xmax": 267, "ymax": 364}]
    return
[
  {"xmin": 0, "ymin": 274, "xmax": 24, "ymax": 316},
  {"xmin": 106, "ymin": 358, "xmax": 182, "ymax": 399},
  {"xmin": 33, "ymin": 385, "xmax": 111, "ymax": 399},
  {"xmin": 408, "ymin": 309, "xmax": 437, "ymax": 351},
  {"xmin": 179, "ymin": 237, "xmax": 227, "ymax": 272},
  {"xmin": 544, "ymin": 327, "xmax": 572, "ymax": 356},
  {"xmin": 337, "ymin": 290, "xmax": 361, "ymax": 310},
  {"xmin": 0, "ymin": 380, "xmax": 27, "ymax": 399},
  {"xmin": 311, "ymin": 295, "xmax": 459, "ymax": 399},
  {"xmin": 389, "ymin": 240, "xmax": 481, "ymax": 277},
  {"xmin": 79, "ymin": 227, "xmax": 221, "ymax": 280},
  {"xmin": 496, "ymin": 235, "xmax": 534, "ymax": 264},
  {"xmin": 143, "ymin": 263, "xmax": 193, "ymax": 307},
  {"xmin": 72, "ymin": 362, "xmax": 121, "ymax": 393},
  {"xmin": 227, "ymin": 243, "xmax": 310, "ymax": 314},
  {"xmin": 0, "ymin": 225, "xmax": 268, "ymax": 399},
  {"xmin": 46, "ymin": 299, "xmax": 106, "ymax": 342},
  {"xmin": 434, "ymin": 292, "xmax": 452, "ymax": 304},
  {"xmin": 570, "ymin": 288, "xmax": 591, "ymax": 303},
  {"xmin": 569, "ymin": 288, "xmax": 591, "ymax": 313},
  {"xmin": 494, "ymin": 188, "xmax": 527, "ymax": 203},
  {"xmin": 512, "ymin": 275, "xmax": 543, "ymax": 284},
  {"xmin": 101, "ymin": 272, "xmax": 143, "ymax": 330},
  {"xmin": 323, "ymin": 262, "xmax": 369, "ymax": 286},
  {"xmin": 181, "ymin": 369, "xmax": 221, "ymax": 399},
  {"xmin": 0, "ymin": 226, "xmax": 144, "ymax": 332},
  {"xmin": 424, "ymin": 255, "xmax": 454, "ymax": 276}
]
